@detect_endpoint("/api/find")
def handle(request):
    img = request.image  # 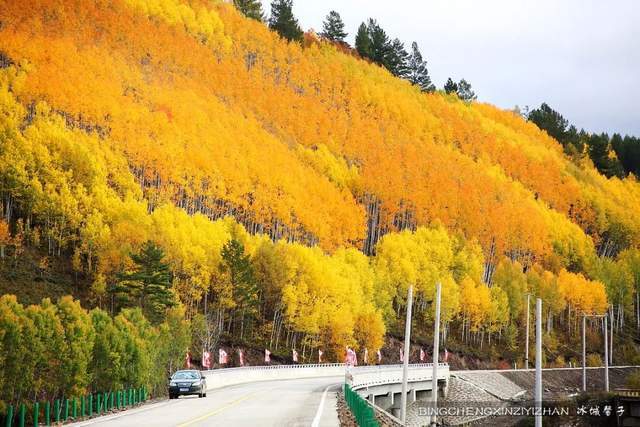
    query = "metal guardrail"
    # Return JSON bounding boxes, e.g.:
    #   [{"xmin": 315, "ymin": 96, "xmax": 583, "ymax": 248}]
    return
[
  {"xmin": 344, "ymin": 384, "xmax": 379, "ymax": 427},
  {"xmin": 2, "ymin": 387, "xmax": 147, "ymax": 427}
]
